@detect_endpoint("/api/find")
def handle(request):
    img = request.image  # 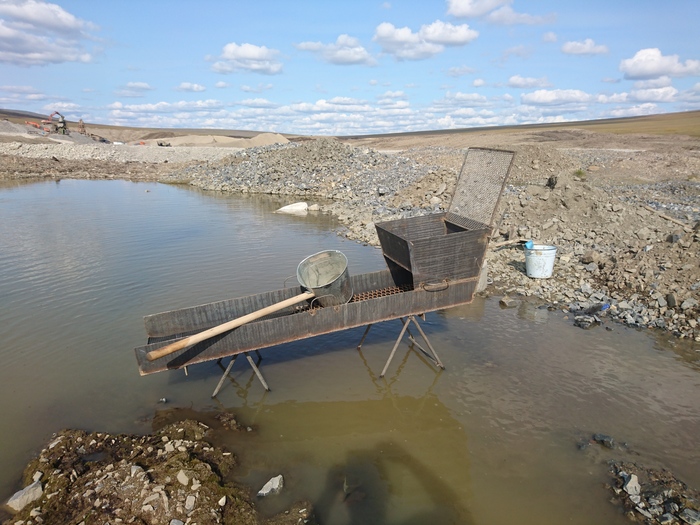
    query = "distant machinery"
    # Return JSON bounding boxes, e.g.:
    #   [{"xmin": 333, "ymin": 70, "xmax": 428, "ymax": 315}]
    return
[{"xmin": 42, "ymin": 112, "xmax": 68, "ymax": 134}]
